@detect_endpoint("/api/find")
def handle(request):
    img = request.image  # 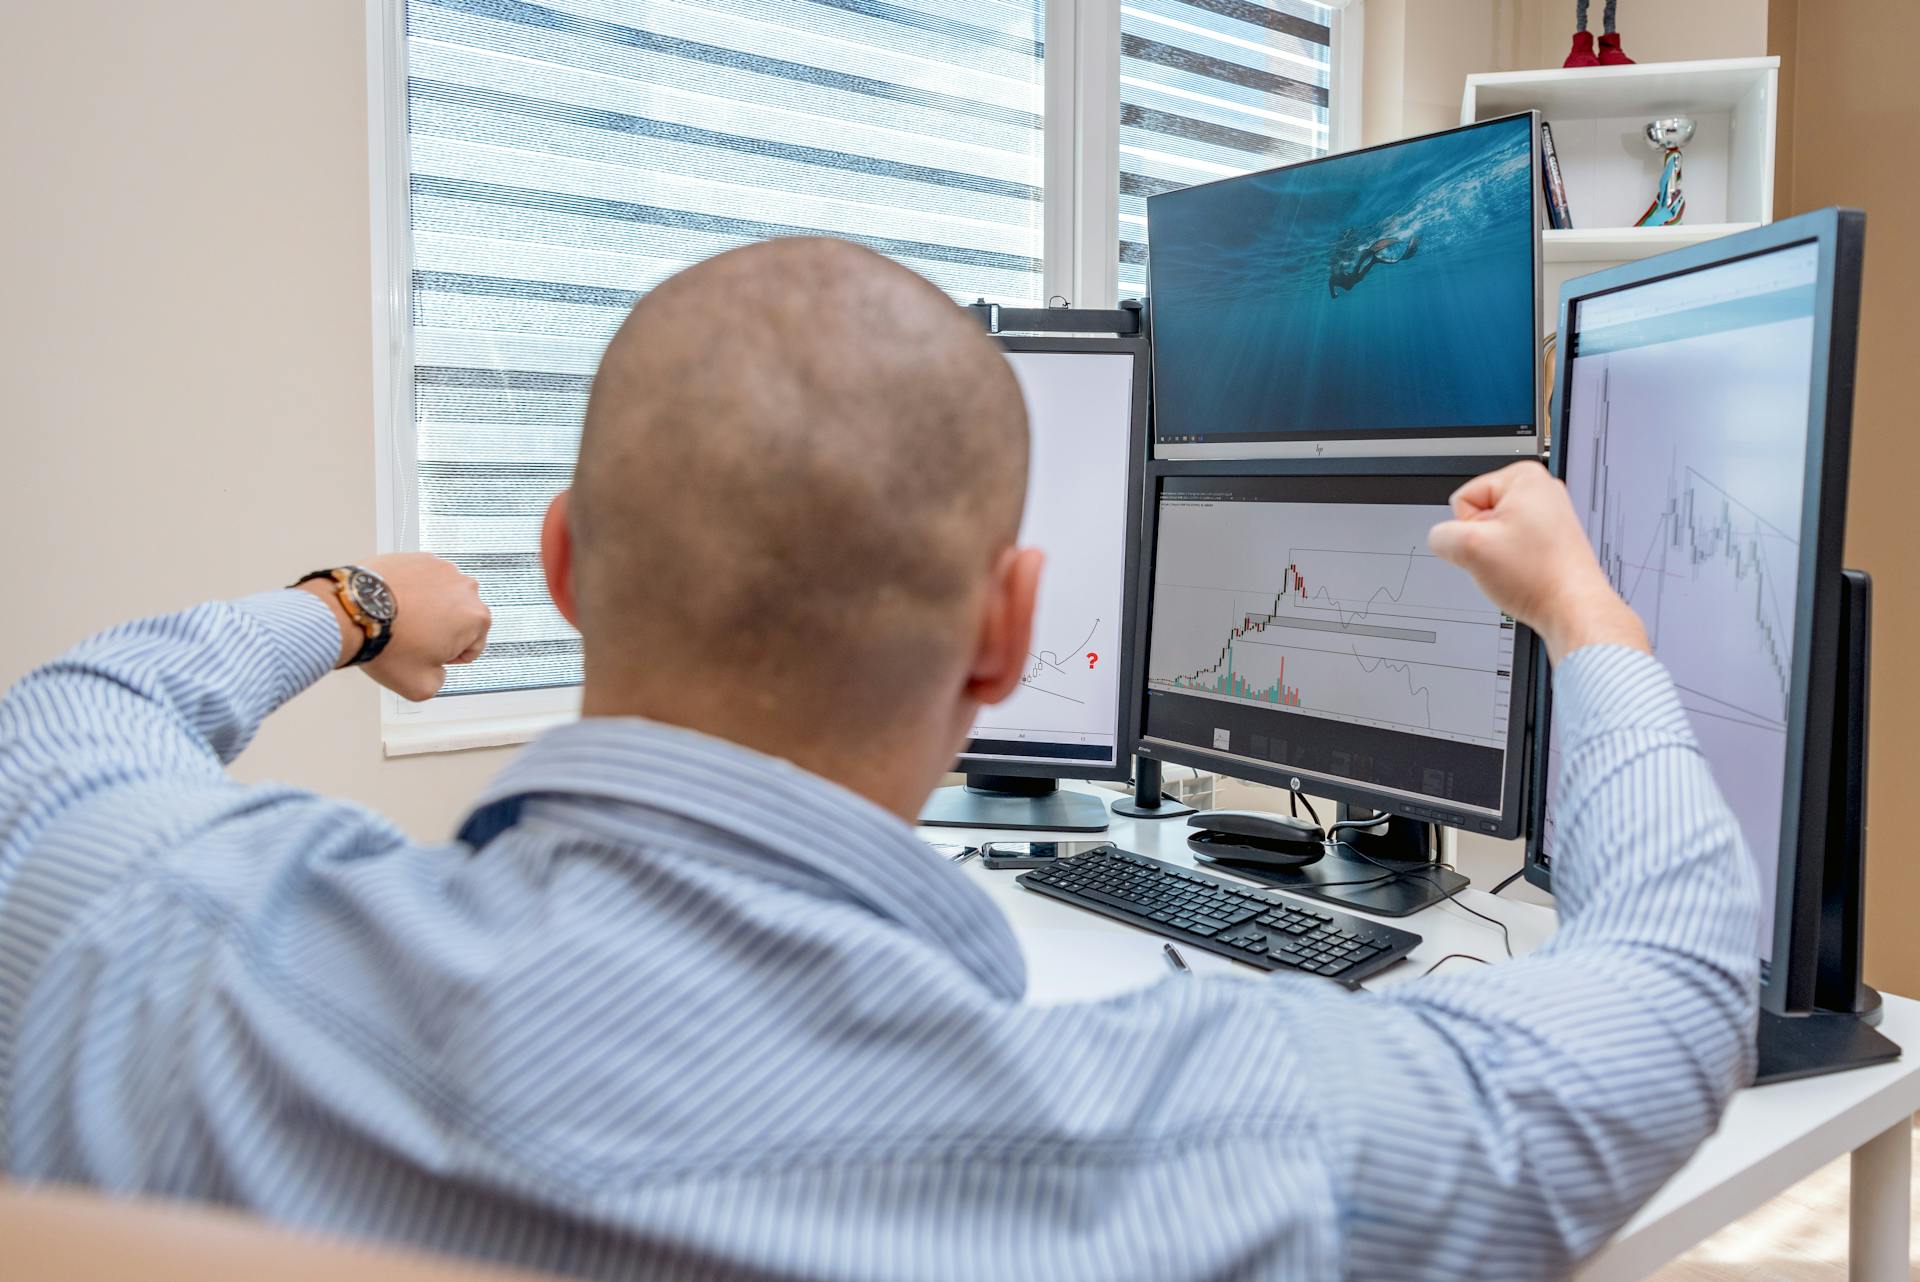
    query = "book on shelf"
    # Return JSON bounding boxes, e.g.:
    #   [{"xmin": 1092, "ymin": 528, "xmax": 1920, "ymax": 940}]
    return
[{"xmin": 1540, "ymin": 121, "xmax": 1574, "ymax": 230}]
